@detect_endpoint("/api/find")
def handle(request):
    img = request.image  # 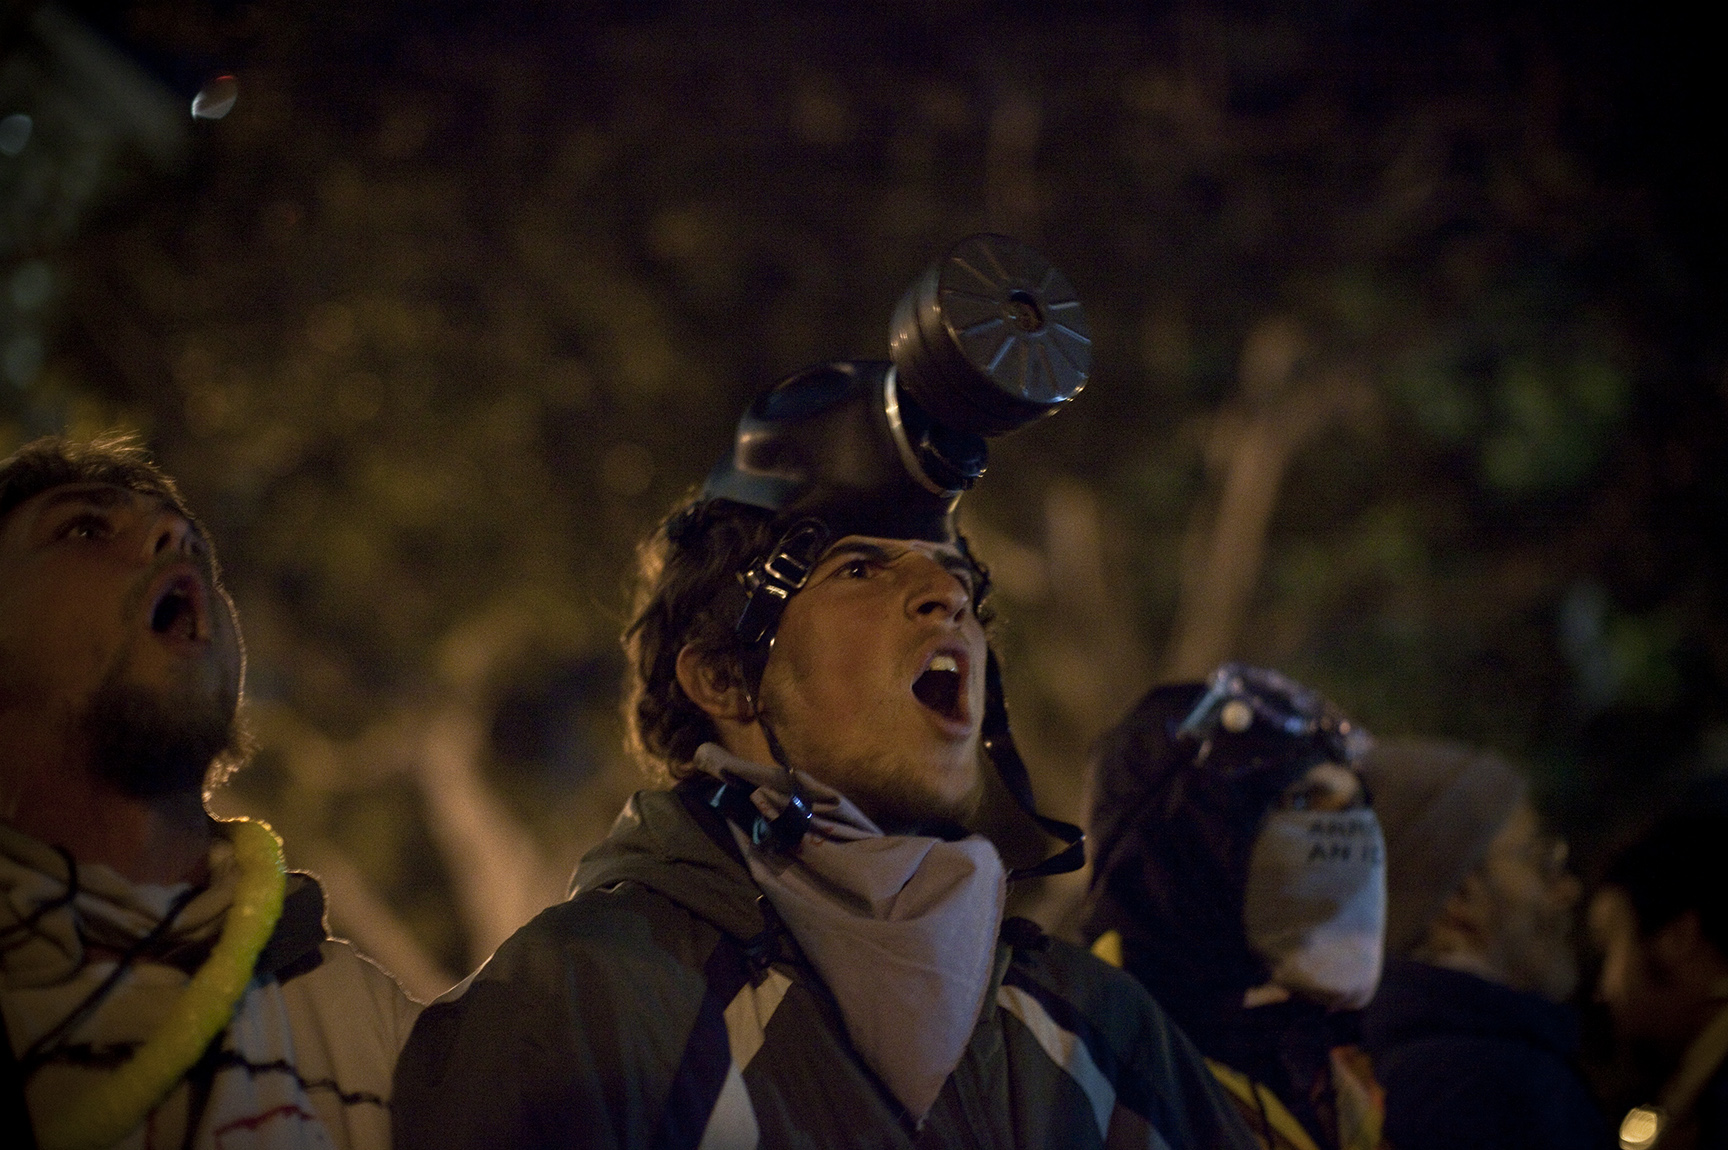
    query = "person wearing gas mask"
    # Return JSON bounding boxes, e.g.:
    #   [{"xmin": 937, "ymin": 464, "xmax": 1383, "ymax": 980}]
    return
[
  {"xmin": 1082, "ymin": 666, "xmax": 1389, "ymax": 1150},
  {"xmin": 1354, "ymin": 740, "xmax": 1609, "ymax": 1150},
  {"xmin": 391, "ymin": 237, "xmax": 1259, "ymax": 1149}
]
